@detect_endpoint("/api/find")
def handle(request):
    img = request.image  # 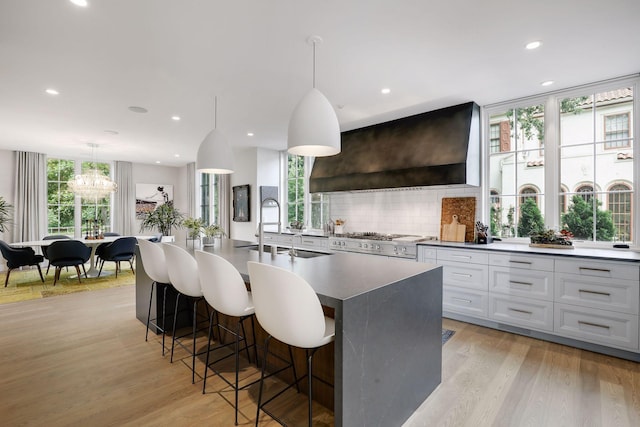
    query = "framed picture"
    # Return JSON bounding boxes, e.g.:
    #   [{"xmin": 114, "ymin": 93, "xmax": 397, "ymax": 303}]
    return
[{"xmin": 232, "ymin": 184, "xmax": 250, "ymax": 222}]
